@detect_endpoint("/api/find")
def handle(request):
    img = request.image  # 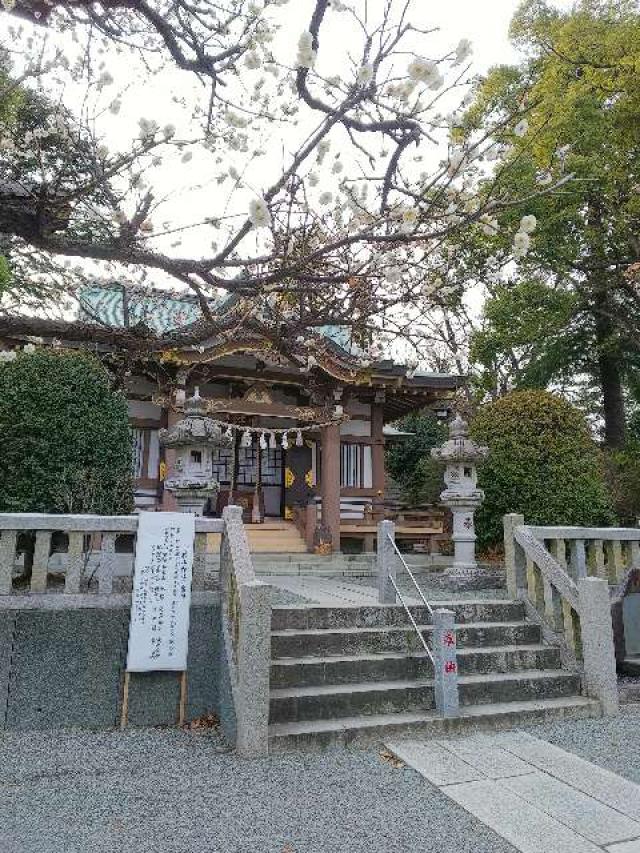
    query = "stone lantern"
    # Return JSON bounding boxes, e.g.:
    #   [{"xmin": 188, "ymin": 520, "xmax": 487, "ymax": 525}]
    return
[
  {"xmin": 431, "ymin": 414, "xmax": 489, "ymax": 578},
  {"xmin": 159, "ymin": 387, "xmax": 223, "ymax": 515}
]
